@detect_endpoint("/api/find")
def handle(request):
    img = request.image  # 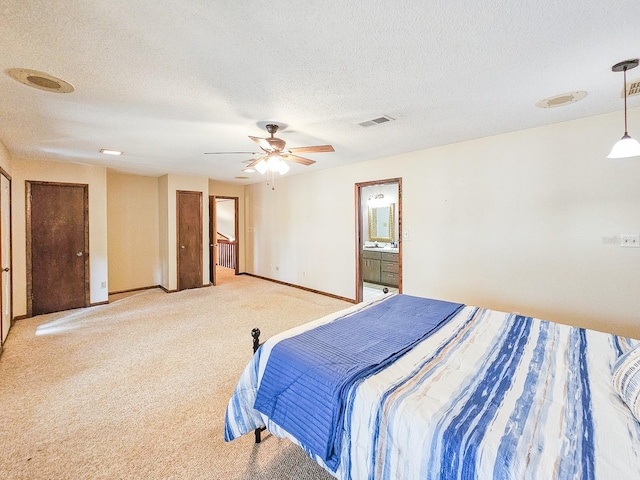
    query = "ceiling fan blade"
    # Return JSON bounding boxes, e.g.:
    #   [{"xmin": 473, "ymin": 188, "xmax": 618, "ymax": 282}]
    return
[
  {"xmin": 287, "ymin": 145, "xmax": 334, "ymax": 154},
  {"xmin": 285, "ymin": 154, "xmax": 316, "ymax": 166},
  {"xmin": 204, "ymin": 151, "xmax": 260, "ymax": 155},
  {"xmin": 249, "ymin": 136, "xmax": 273, "ymax": 151},
  {"xmin": 246, "ymin": 156, "xmax": 267, "ymax": 168}
]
